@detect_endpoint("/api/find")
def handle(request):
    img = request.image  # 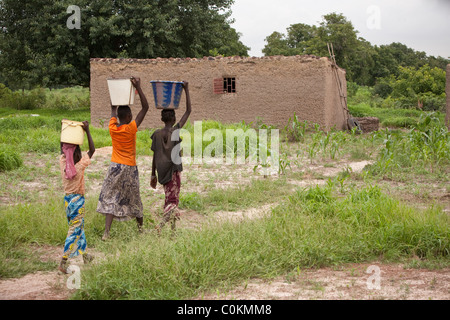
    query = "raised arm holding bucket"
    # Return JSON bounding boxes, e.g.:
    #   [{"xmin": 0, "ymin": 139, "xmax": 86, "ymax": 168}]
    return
[
  {"xmin": 150, "ymin": 81, "xmax": 191, "ymax": 235},
  {"xmin": 59, "ymin": 121, "xmax": 96, "ymax": 274},
  {"xmin": 97, "ymin": 76, "xmax": 150, "ymax": 241}
]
